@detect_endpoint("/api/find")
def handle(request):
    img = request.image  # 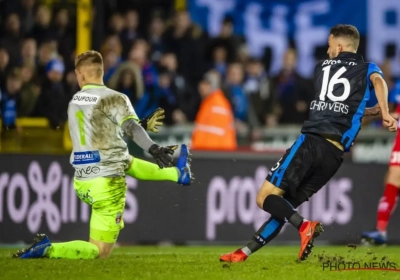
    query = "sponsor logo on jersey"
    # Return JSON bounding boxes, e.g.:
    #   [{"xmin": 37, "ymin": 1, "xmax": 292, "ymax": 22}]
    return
[
  {"xmin": 72, "ymin": 151, "xmax": 101, "ymax": 165},
  {"xmin": 71, "ymin": 93, "xmax": 99, "ymax": 105}
]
